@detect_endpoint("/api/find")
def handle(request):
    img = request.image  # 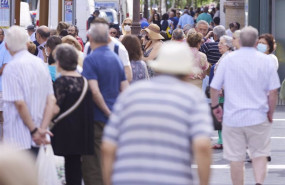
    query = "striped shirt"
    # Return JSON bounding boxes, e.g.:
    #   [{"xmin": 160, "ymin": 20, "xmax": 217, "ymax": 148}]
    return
[
  {"xmin": 2, "ymin": 50, "xmax": 53, "ymax": 149},
  {"xmin": 103, "ymin": 75, "xmax": 213, "ymax": 185},
  {"xmin": 211, "ymin": 47, "xmax": 280, "ymax": 127},
  {"xmin": 200, "ymin": 40, "xmax": 222, "ymax": 64}
]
